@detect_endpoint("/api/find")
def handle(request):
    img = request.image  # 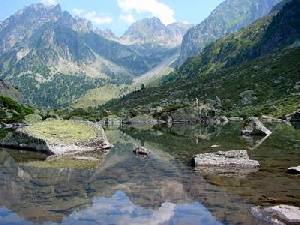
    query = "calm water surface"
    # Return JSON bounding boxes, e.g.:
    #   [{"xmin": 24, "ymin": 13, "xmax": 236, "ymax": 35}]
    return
[{"xmin": 0, "ymin": 123, "xmax": 299, "ymax": 225}]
